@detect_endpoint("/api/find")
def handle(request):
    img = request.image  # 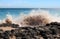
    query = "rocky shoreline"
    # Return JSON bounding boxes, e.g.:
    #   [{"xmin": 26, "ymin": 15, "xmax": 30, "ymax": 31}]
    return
[{"xmin": 0, "ymin": 22, "xmax": 60, "ymax": 39}]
